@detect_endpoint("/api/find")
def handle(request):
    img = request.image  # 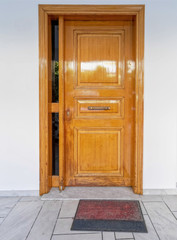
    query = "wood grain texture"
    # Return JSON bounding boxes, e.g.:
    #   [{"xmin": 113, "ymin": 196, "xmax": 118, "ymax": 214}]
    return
[
  {"xmin": 52, "ymin": 176, "xmax": 59, "ymax": 187},
  {"xmin": 74, "ymin": 98, "xmax": 124, "ymax": 119},
  {"xmin": 48, "ymin": 18, "xmax": 53, "ymax": 189},
  {"xmin": 48, "ymin": 103, "xmax": 59, "ymax": 113},
  {"xmin": 39, "ymin": 5, "xmax": 144, "ymax": 15},
  {"xmin": 39, "ymin": 7, "xmax": 50, "ymax": 195},
  {"xmin": 39, "ymin": 5, "xmax": 144, "ymax": 195},
  {"xmin": 65, "ymin": 20, "xmax": 134, "ymax": 187},
  {"xmin": 74, "ymin": 128, "xmax": 123, "ymax": 176},
  {"xmin": 133, "ymin": 6, "xmax": 145, "ymax": 195},
  {"xmin": 58, "ymin": 16, "xmax": 65, "ymax": 191},
  {"xmin": 76, "ymin": 30, "xmax": 124, "ymax": 87}
]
